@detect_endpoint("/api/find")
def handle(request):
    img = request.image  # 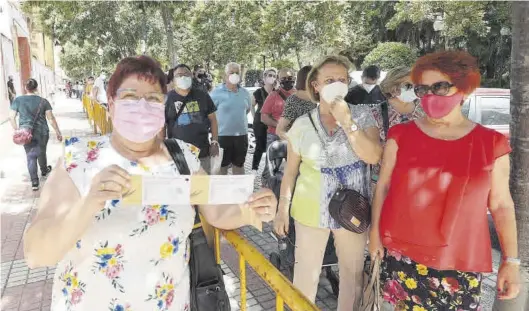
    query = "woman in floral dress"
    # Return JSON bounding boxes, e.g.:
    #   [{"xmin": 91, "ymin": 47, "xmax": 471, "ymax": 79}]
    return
[
  {"xmin": 369, "ymin": 51, "xmax": 520, "ymax": 310},
  {"xmin": 23, "ymin": 56, "xmax": 277, "ymax": 311}
]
